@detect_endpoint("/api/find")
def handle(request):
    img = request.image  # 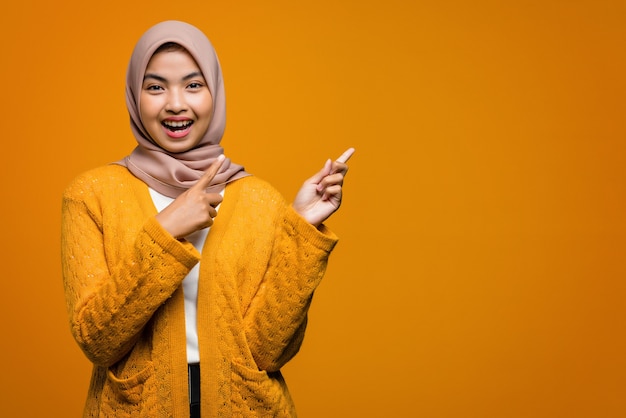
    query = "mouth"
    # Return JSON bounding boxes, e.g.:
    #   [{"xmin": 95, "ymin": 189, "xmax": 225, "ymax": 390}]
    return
[
  {"xmin": 162, "ymin": 120, "xmax": 194, "ymax": 131},
  {"xmin": 161, "ymin": 119, "xmax": 194, "ymax": 138}
]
